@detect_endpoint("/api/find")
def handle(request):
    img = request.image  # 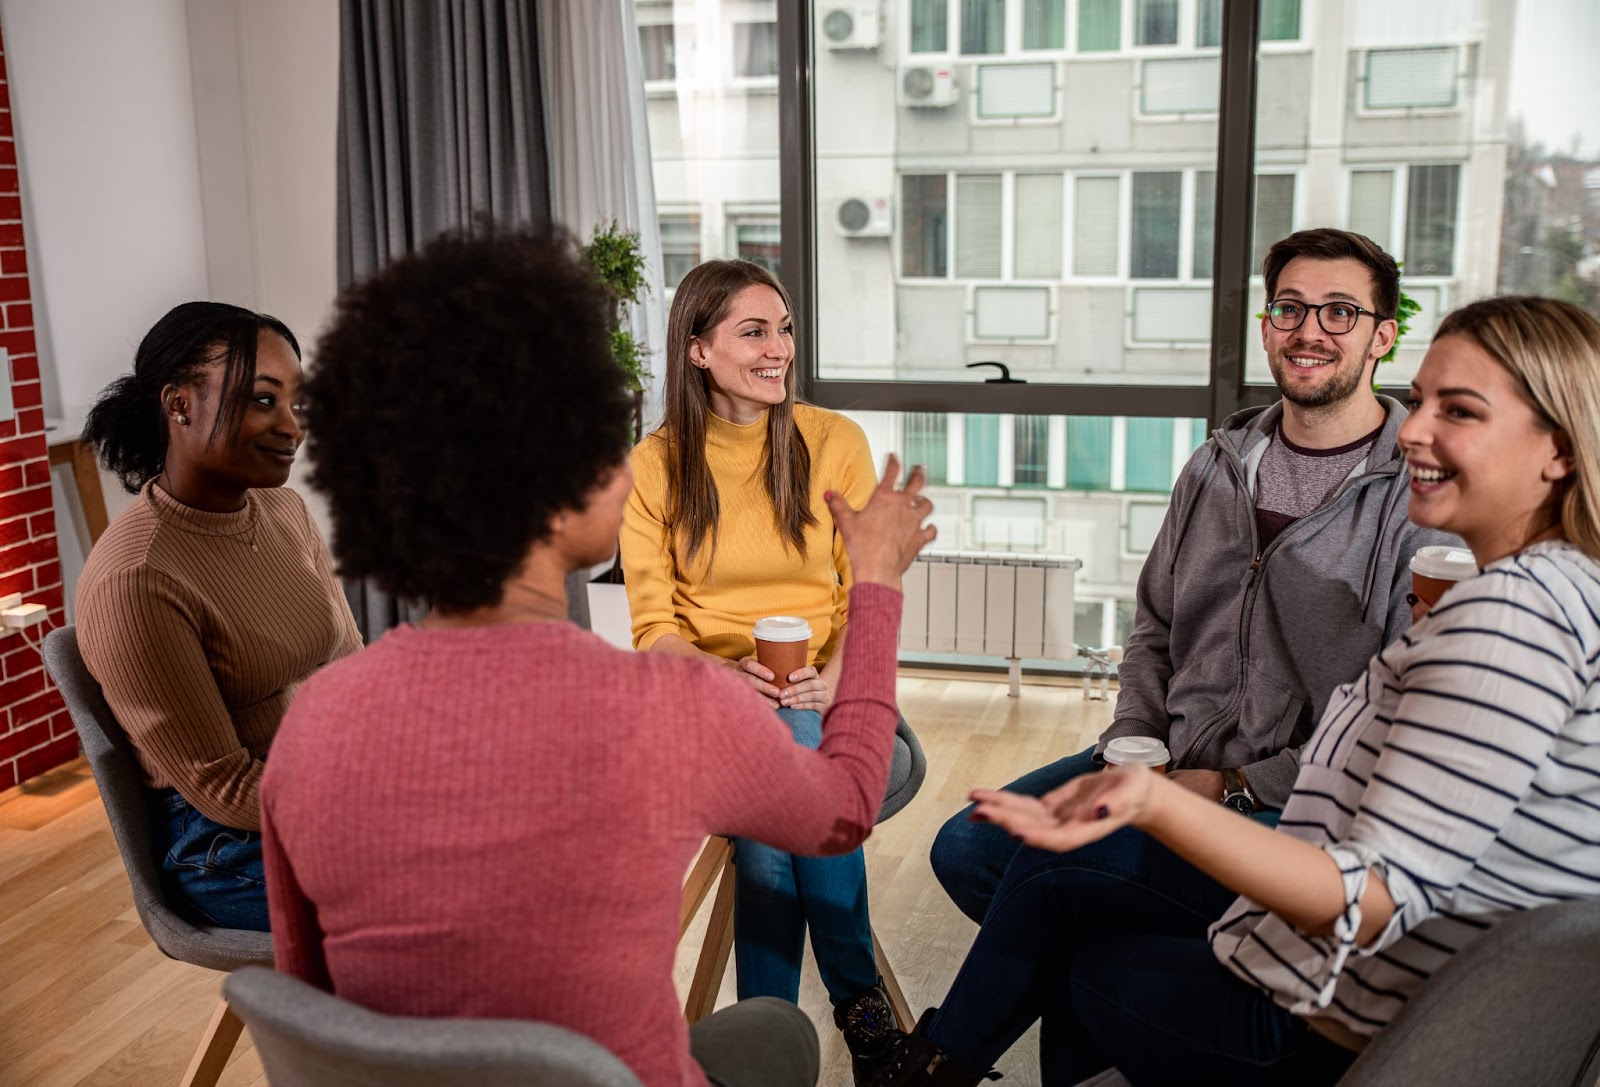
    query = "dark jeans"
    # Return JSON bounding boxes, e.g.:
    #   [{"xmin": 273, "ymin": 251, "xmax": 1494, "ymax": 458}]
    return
[
  {"xmin": 690, "ymin": 996, "xmax": 820, "ymax": 1087},
  {"xmin": 925, "ymin": 832, "xmax": 1355, "ymax": 1087},
  {"xmin": 733, "ymin": 708, "xmax": 879, "ymax": 1005},
  {"xmin": 148, "ymin": 787, "xmax": 270, "ymax": 931},
  {"xmin": 931, "ymin": 746, "xmax": 1283, "ymax": 924}
]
